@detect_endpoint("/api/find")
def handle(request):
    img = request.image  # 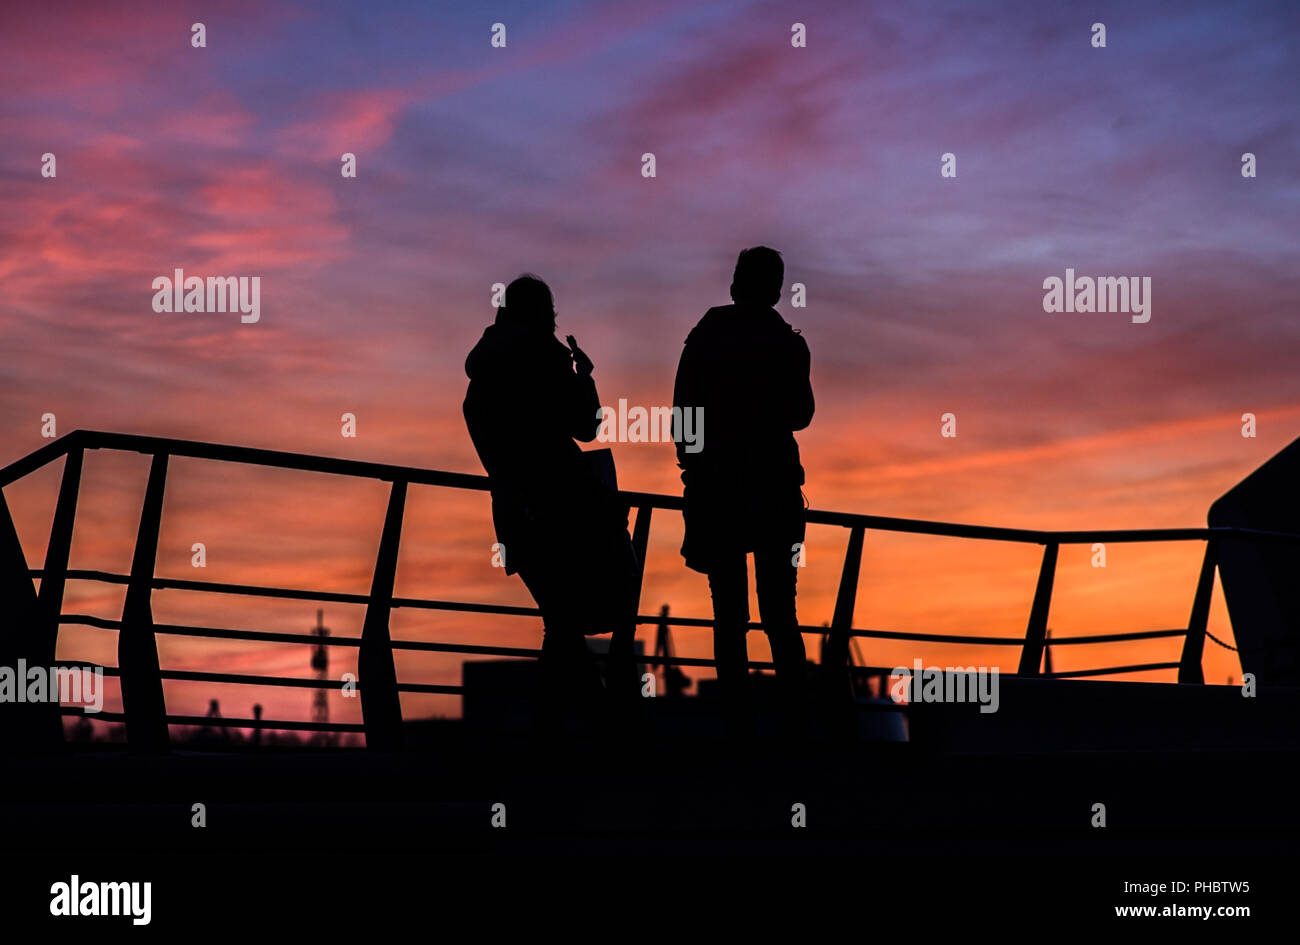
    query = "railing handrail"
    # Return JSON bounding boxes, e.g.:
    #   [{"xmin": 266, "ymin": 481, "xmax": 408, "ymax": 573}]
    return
[
  {"xmin": 40, "ymin": 570, "xmax": 1191, "ymax": 647},
  {"xmin": 8, "ymin": 429, "xmax": 1300, "ymax": 546}
]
